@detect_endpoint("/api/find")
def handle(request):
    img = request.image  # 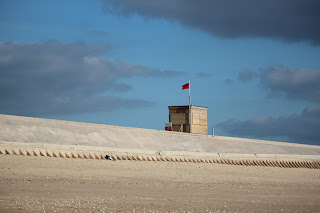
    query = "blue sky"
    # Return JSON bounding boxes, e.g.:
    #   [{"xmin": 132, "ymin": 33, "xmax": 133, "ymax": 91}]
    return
[{"xmin": 1, "ymin": 0, "xmax": 320, "ymax": 145}]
